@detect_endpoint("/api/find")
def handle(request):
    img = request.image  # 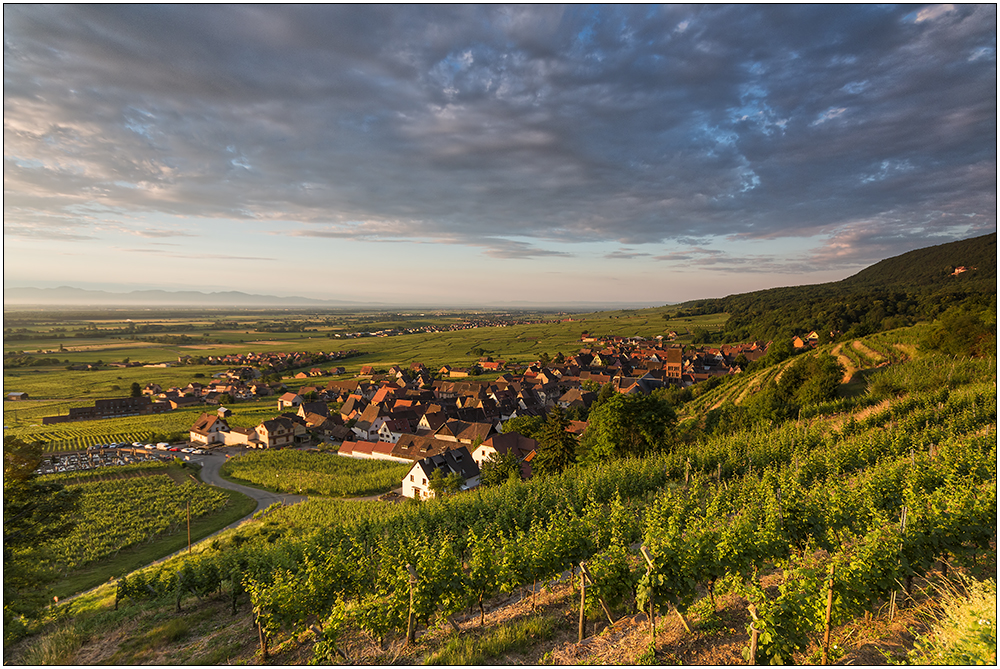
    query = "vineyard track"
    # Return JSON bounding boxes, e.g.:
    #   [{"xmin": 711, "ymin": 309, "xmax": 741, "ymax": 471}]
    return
[
  {"xmin": 853, "ymin": 339, "xmax": 885, "ymax": 363},
  {"xmin": 831, "ymin": 343, "xmax": 856, "ymax": 383}
]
